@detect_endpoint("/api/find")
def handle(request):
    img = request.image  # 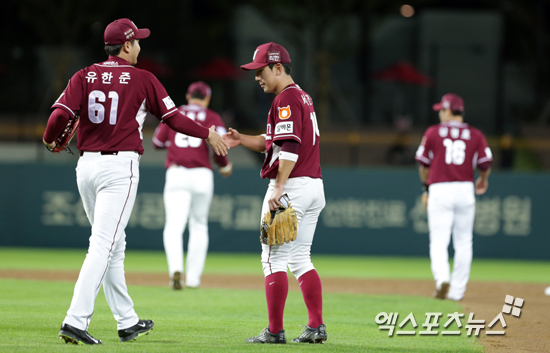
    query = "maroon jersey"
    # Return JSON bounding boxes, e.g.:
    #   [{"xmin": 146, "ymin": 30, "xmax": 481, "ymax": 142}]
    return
[
  {"xmin": 261, "ymin": 84, "xmax": 322, "ymax": 179},
  {"xmin": 153, "ymin": 103, "xmax": 227, "ymax": 170},
  {"xmin": 415, "ymin": 121, "xmax": 492, "ymax": 184},
  {"xmin": 52, "ymin": 56, "xmax": 179, "ymax": 154}
]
